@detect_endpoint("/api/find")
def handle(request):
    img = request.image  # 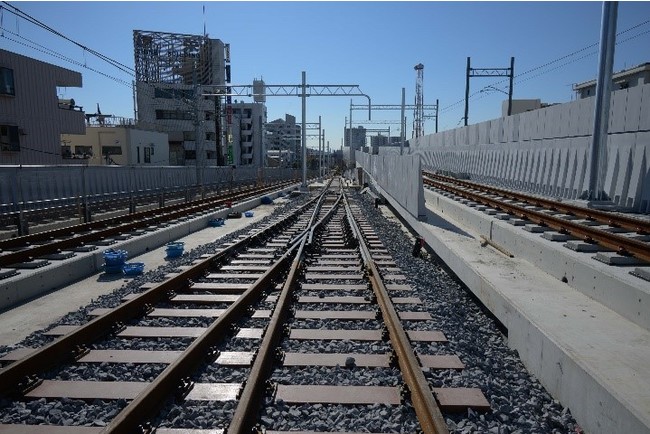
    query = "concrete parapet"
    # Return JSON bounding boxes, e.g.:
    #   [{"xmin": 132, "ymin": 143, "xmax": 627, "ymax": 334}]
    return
[
  {"xmin": 0, "ymin": 183, "xmax": 299, "ymax": 311},
  {"xmin": 355, "ymin": 152, "xmax": 425, "ymax": 219},
  {"xmin": 410, "ymin": 84, "xmax": 650, "ymax": 212}
]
